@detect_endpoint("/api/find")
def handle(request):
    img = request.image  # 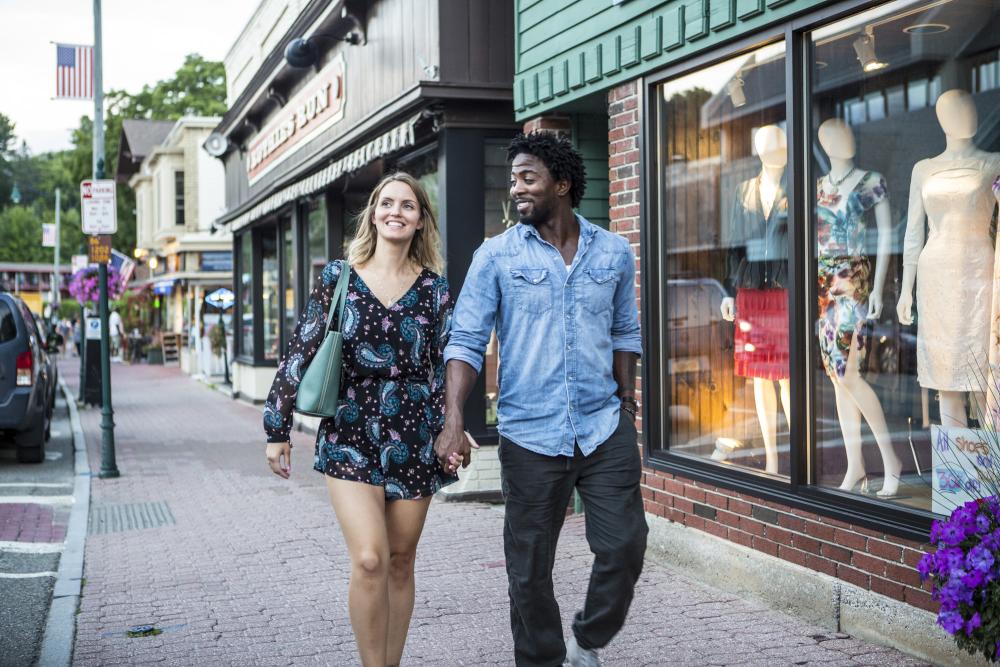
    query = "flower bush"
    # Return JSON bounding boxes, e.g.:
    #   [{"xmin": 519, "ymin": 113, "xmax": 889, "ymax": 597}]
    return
[
  {"xmin": 918, "ymin": 497, "xmax": 1000, "ymax": 662},
  {"xmin": 68, "ymin": 267, "xmax": 124, "ymax": 304}
]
